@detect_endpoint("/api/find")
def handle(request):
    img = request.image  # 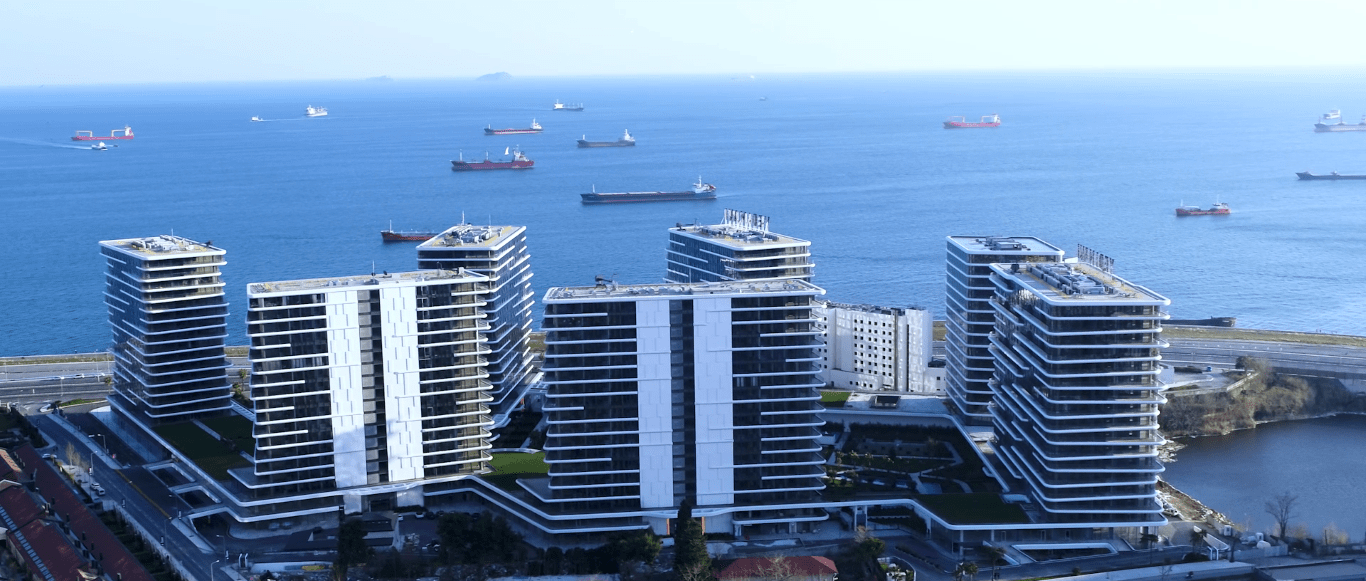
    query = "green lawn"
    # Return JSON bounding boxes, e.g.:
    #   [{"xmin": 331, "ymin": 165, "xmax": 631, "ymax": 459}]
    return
[
  {"xmin": 820, "ymin": 390, "xmax": 852, "ymax": 407},
  {"xmin": 914, "ymin": 493, "xmax": 1029, "ymax": 525},
  {"xmin": 201, "ymin": 415, "xmax": 255, "ymax": 453},
  {"xmin": 483, "ymin": 451, "xmax": 547, "ymax": 491},
  {"xmin": 153, "ymin": 422, "xmax": 250, "ymax": 481}
]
